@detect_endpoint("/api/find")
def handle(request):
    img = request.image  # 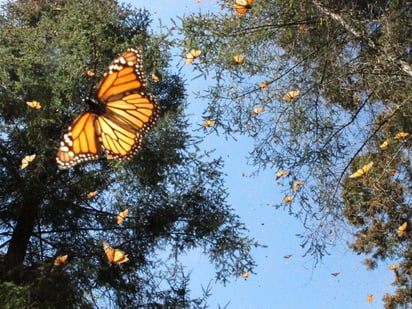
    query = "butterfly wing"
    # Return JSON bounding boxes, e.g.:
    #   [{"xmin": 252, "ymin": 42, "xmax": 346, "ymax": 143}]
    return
[{"xmin": 56, "ymin": 112, "xmax": 101, "ymax": 169}]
